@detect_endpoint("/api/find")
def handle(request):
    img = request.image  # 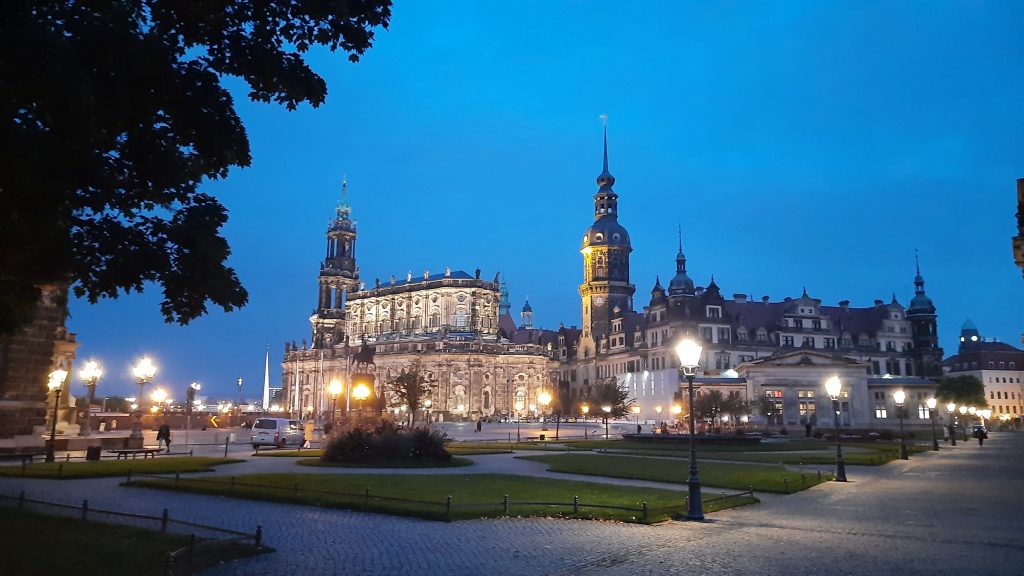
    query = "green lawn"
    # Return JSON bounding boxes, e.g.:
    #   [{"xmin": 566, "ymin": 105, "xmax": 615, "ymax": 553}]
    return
[
  {"xmin": 520, "ymin": 453, "xmax": 831, "ymax": 493},
  {"xmin": 296, "ymin": 456, "xmax": 474, "ymax": 468},
  {"xmin": 129, "ymin": 472, "xmax": 756, "ymax": 523},
  {"xmin": 0, "ymin": 457, "xmax": 244, "ymax": 479},
  {"xmin": 0, "ymin": 508, "xmax": 266, "ymax": 576}
]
